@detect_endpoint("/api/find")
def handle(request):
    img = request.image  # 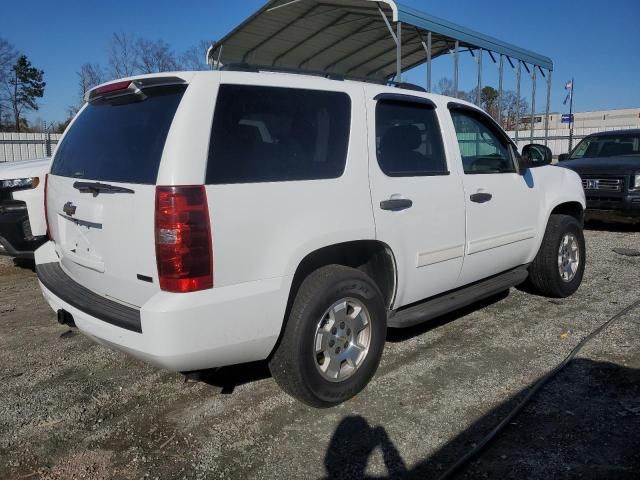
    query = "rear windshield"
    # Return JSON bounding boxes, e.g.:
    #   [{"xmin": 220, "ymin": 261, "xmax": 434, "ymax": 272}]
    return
[
  {"xmin": 207, "ymin": 85, "xmax": 351, "ymax": 184},
  {"xmin": 51, "ymin": 86, "xmax": 185, "ymax": 184}
]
